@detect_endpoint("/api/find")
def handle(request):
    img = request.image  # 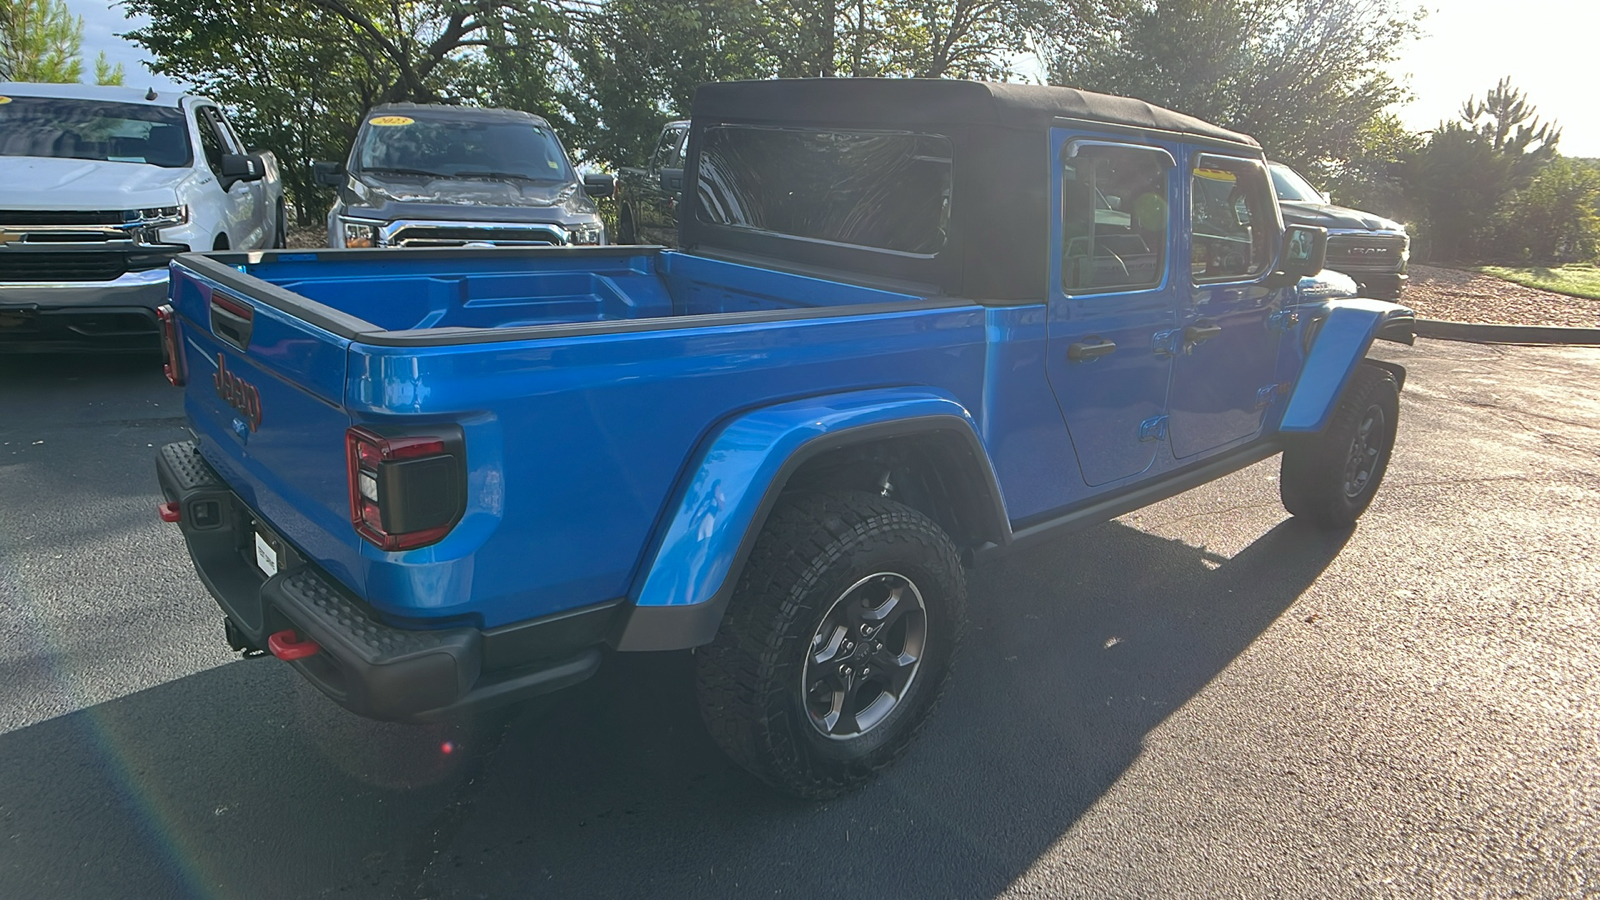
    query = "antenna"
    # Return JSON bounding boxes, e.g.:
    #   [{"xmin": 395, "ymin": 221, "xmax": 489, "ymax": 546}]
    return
[{"xmin": 145, "ymin": 87, "xmax": 158, "ymax": 101}]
